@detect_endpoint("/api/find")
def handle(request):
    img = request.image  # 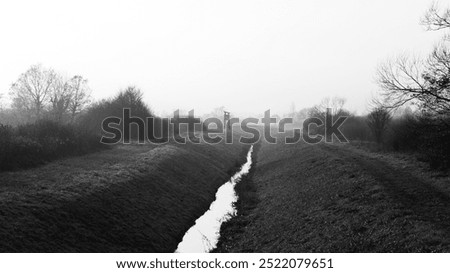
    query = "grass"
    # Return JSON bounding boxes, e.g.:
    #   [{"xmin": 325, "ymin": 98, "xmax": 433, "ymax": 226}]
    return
[
  {"xmin": 3, "ymin": 127, "xmax": 448, "ymax": 252},
  {"xmin": 213, "ymin": 132, "xmax": 450, "ymax": 252},
  {"xmin": 0, "ymin": 132, "xmax": 246, "ymax": 252}
]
